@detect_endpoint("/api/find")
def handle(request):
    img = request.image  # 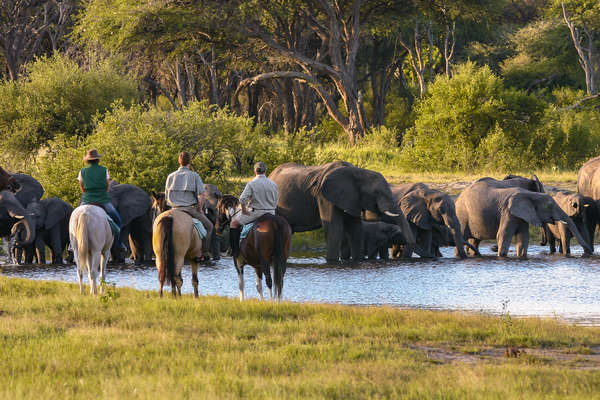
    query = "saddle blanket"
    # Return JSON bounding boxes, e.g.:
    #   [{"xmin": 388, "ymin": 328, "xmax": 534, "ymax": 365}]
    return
[
  {"xmin": 192, "ymin": 218, "xmax": 207, "ymax": 239},
  {"xmin": 240, "ymin": 222, "xmax": 255, "ymax": 239},
  {"xmin": 107, "ymin": 216, "xmax": 120, "ymax": 235}
]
